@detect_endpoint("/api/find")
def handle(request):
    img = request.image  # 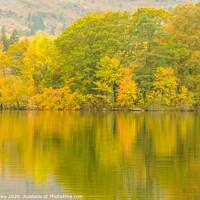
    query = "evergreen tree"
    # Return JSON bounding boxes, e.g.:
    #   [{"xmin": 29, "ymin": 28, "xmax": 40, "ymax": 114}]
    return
[
  {"xmin": 27, "ymin": 12, "xmax": 45, "ymax": 35},
  {"xmin": 125, "ymin": 8, "xmax": 171, "ymax": 99},
  {"xmin": 10, "ymin": 30, "xmax": 19, "ymax": 46},
  {"xmin": 37, "ymin": 13, "xmax": 45, "ymax": 31},
  {"xmin": 1, "ymin": 26, "xmax": 10, "ymax": 51},
  {"xmin": 25, "ymin": 12, "xmax": 32, "ymax": 25}
]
